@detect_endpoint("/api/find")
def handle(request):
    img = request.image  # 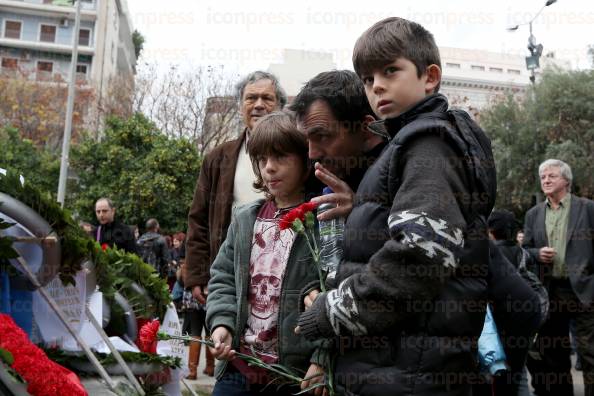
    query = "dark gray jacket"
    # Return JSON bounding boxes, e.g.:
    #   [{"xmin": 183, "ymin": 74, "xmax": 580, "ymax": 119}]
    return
[{"xmin": 523, "ymin": 194, "xmax": 594, "ymax": 304}]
